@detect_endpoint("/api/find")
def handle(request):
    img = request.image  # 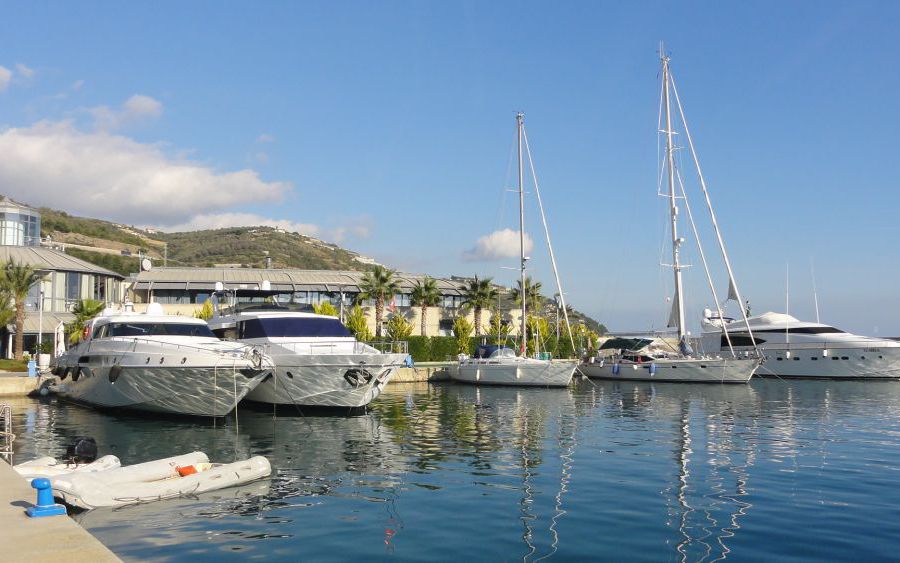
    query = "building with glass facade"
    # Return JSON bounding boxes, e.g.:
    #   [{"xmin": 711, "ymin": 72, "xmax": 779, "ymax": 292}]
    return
[{"xmin": 0, "ymin": 197, "xmax": 41, "ymax": 246}]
